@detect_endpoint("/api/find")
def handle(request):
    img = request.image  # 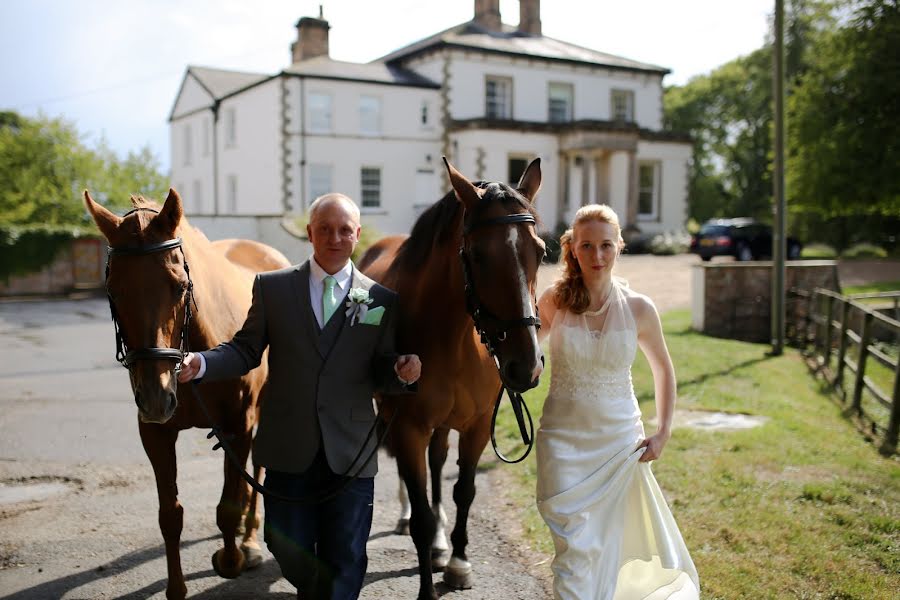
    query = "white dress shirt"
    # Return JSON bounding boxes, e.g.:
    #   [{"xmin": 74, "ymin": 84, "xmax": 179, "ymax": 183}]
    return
[
  {"xmin": 309, "ymin": 257, "xmax": 353, "ymax": 329},
  {"xmin": 196, "ymin": 257, "xmax": 353, "ymax": 379}
]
